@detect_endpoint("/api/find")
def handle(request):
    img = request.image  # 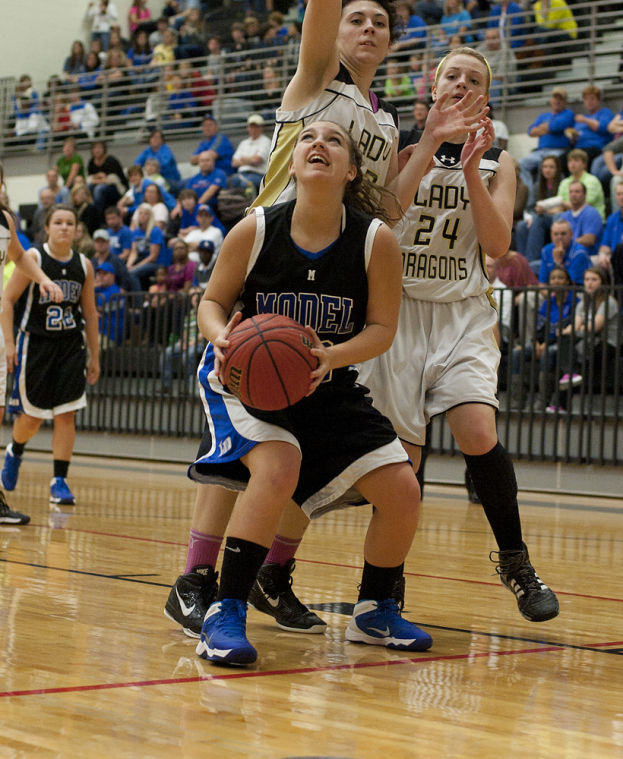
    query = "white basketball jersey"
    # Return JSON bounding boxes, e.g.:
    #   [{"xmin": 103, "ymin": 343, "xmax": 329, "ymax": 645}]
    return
[
  {"xmin": 254, "ymin": 63, "xmax": 399, "ymax": 208},
  {"xmin": 396, "ymin": 140, "xmax": 502, "ymax": 303},
  {"xmin": 0, "ymin": 212, "xmax": 10, "ymax": 305}
]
